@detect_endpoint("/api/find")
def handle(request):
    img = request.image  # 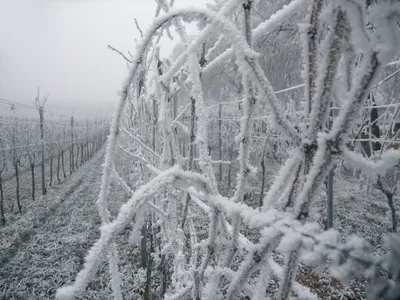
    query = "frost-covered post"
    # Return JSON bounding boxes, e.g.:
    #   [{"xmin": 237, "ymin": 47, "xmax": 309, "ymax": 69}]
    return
[
  {"xmin": 48, "ymin": 123, "xmax": 57, "ymax": 186},
  {"xmin": 24, "ymin": 125, "xmax": 39, "ymax": 200},
  {"xmin": 181, "ymin": 42, "xmax": 207, "ymax": 230},
  {"xmin": 0, "ymin": 136, "xmax": 6, "ymax": 225},
  {"xmin": 70, "ymin": 115, "xmax": 74, "ymax": 174},
  {"xmin": 327, "ymin": 168, "xmax": 333, "ymax": 228},
  {"xmin": 11, "ymin": 118, "xmax": 22, "ymax": 213},
  {"xmin": 259, "ymin": 142, "xmax": 267, "ymax": 207},
  {"xmin": 327, "ymin": 102, "xmax": 334, "ymax": 229},
  {"xmin": 34, "ymin": 88, "xmax": 47, "ymax": 195},
  {"xmin": 62, "ymin": 128, "xmax": 67, "ymax": 179},
  {"xmin": 218, "ymin": 97, "xmax": 222, "ymax": 182}
]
